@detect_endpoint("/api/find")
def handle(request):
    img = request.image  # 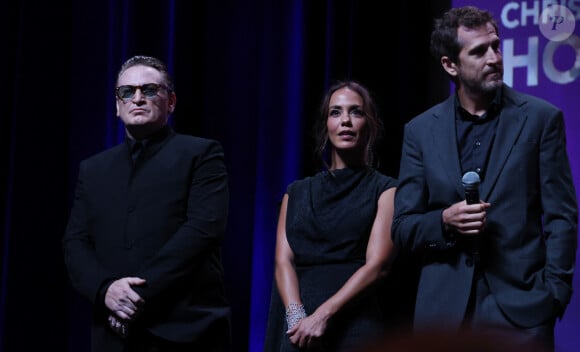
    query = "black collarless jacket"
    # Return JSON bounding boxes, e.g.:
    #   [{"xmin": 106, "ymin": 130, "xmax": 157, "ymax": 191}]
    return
[{"xmin": 63, "ymin": 128, "xmax": 230, "ymax": 346}]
